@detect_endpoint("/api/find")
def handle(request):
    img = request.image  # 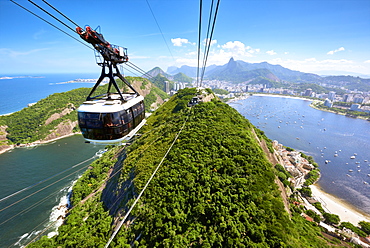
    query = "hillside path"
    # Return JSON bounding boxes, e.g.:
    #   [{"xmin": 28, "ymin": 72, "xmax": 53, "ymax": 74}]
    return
[{"xmin": 251, "ymin": 128, "xmax": 291, "ymax": 215}]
